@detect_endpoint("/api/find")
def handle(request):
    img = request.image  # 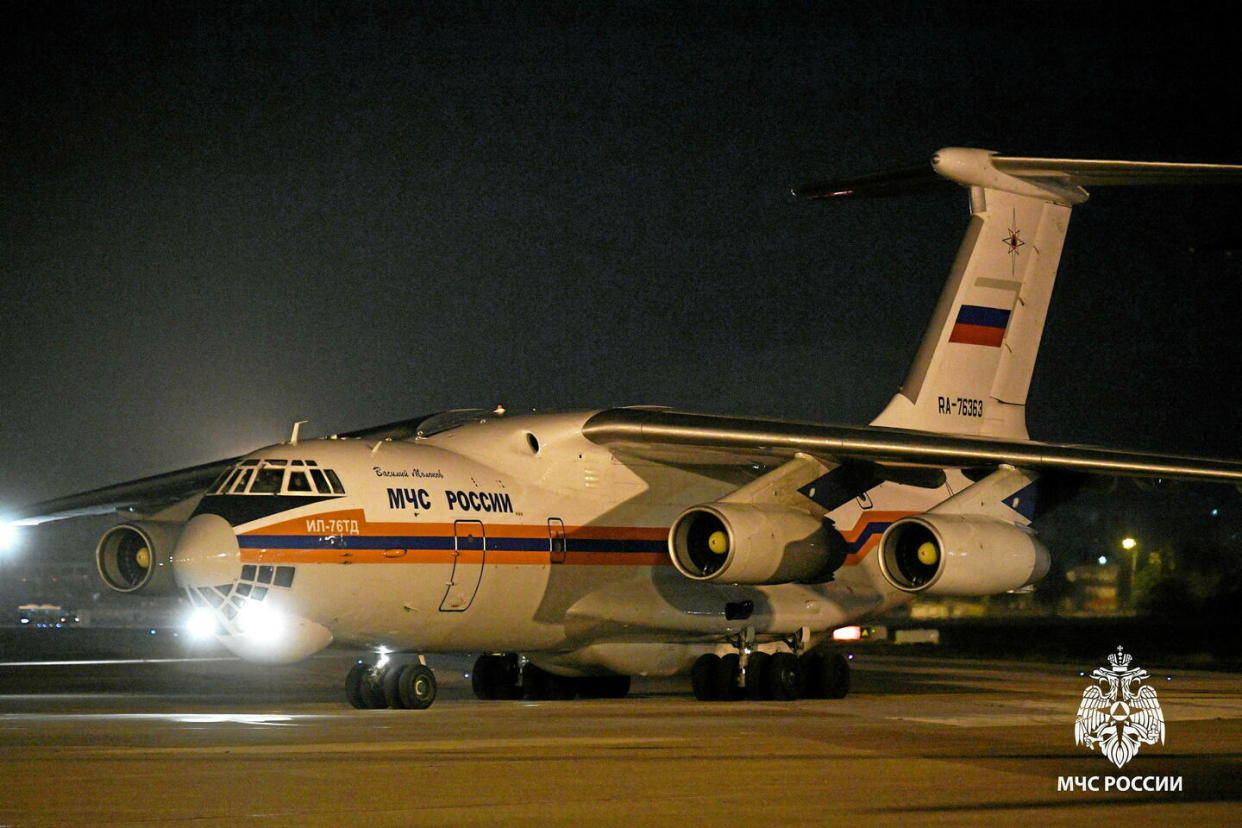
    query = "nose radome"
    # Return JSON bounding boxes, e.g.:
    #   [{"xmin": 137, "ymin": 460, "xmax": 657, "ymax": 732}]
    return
[{"xmin": 172, "ymin": 513, "xmax": 241, "ymax": 589}]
